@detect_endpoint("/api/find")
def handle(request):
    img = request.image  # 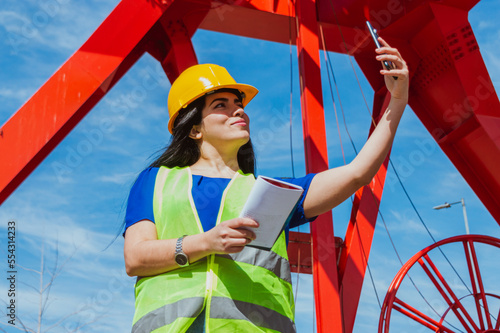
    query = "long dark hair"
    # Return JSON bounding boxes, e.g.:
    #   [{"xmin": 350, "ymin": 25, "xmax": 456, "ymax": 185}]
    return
[{"xmin": 150, "ymin": 89, "xmax": 256, "ymax": 174}]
